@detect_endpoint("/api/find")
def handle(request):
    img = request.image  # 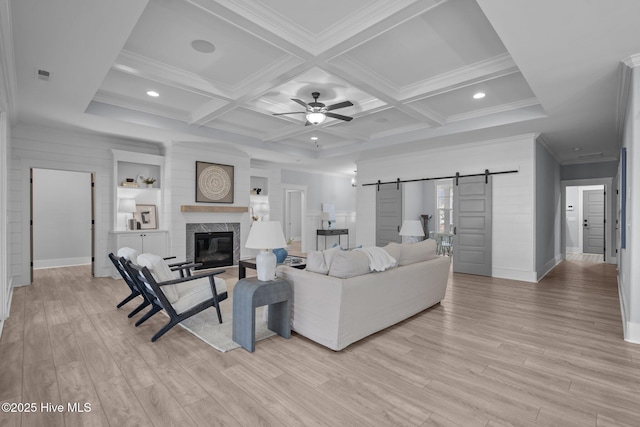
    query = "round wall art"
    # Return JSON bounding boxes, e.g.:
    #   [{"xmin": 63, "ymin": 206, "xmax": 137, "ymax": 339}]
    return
[{"xmin": 195, "ymin": 161, "xmax": 234, "ymax": 203}]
